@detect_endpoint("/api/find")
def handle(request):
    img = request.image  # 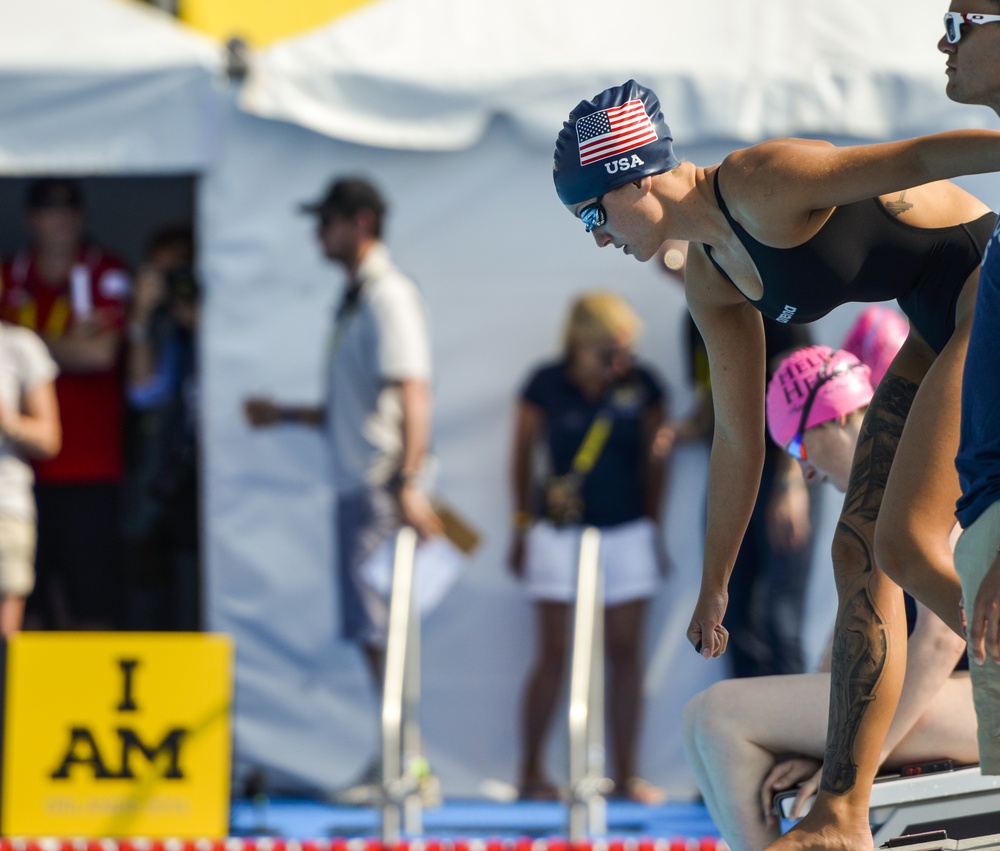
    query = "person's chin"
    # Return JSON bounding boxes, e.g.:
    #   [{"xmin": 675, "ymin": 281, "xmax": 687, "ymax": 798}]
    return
[{"xmin": 943, "ymin": 73, "xmax": 967, "ymax": 103}]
